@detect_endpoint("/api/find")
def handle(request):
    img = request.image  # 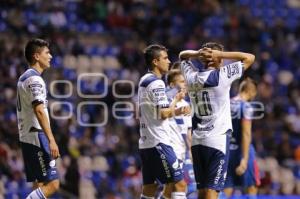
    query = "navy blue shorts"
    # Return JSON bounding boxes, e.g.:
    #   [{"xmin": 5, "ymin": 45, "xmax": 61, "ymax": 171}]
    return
[
  {"xmin": 21, "ymin": 132, "xmax": 59, "ymax": 182},
  {"xmin": 225, "ymin": 145, "xmax": 261, "ymax": 188},
  {"xmin": 191, "ymin": 137, "xmax": 229, "ymax": 191},
  {"xmin": 139, "ymin": 143, "xmax": 184, "ymax": 185}
]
